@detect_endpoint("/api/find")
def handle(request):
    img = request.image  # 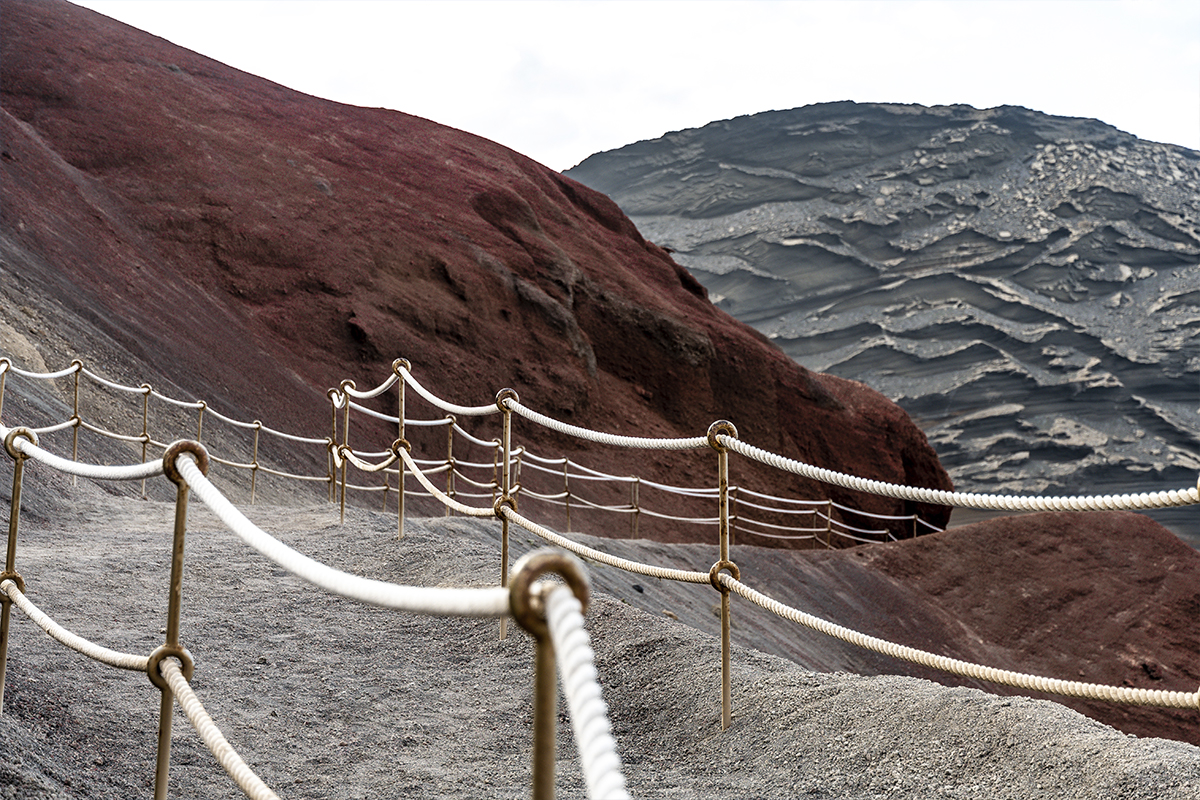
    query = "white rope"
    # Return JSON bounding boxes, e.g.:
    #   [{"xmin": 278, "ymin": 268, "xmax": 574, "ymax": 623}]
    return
[
  {"xmin": 505, "ymin": 399, "xmax": 709, "ymax": 451},
  {"xmin": 29, "ymin": 418, "xmax": 79, "ymax": 435},
  {"xmin": 1, "ymin": 580, "xmax": 148, "ymax": 671},
  {"xmin": 80, "ymin": 367, "xmax": 145, "ymax": 392},
  {"xmin": 9, "ymin": 362, "xmax": 82, "ymax": 379},
  {"xmin": 719, "ymin": 435, "xmax": 1200, "ymax": 512},
  {"xmin": 451, "ymin": 421, "xmax": 501, "ymax": 449},
  {"xmin": 545, "ymin": 586, "xmax": 629, "ymax": 800},
  {"xmin": 499, "ymin": 505, "xmax": 710, "ymax": 585},
  {"xmin": 399, "ymin": 450, "xmax": 497, "ymax": 518},
  {"xmin": 148, "ymin": 389, "xmax": 205, "ymax": 409},
  {"xmin": 160, "ymin": 659, "xmax": 281, "ymax": 800},
  {"xmin": 348, "ymin": 400, "xmax": 399, "ymax": 424},
  {"xmin": 0, "ymin": 424, "xmax": 164, "ymax": 481},
  {"xmin": 719, "ymin": 573, "xmax": 1200, "ymax": 708},
  {"xmin": 399, "ymin": 367, "xmax": 499, "ymax": 417},
  {"xmin": 342, "ymin": 374, "xmax": 399, "ymax": 400},
  {"xmin": 176, "ymin": 455, "xmax": 510, "ymax": 615}
]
